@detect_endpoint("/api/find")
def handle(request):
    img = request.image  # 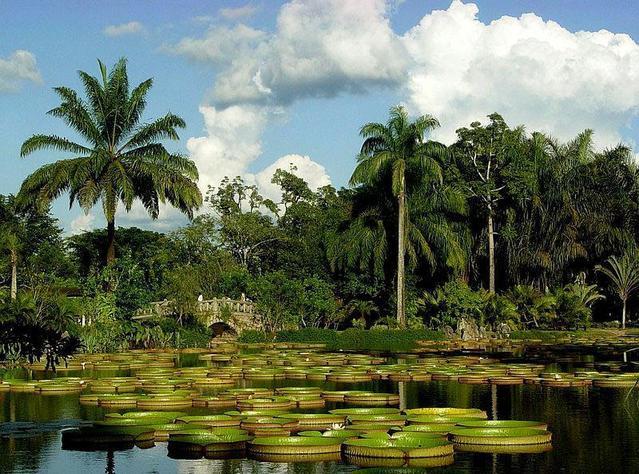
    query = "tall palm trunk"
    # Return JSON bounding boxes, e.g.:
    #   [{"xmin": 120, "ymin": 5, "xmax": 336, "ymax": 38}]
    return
[
  {"xmin": 487, "ymin": 210, "xmax": 496, "ymax": 294},
  {"xmin": 10, "ymin": 248, "xmax": 17, "ymax": 301},
  {"xmin": 622, "ymin": 298, "xmax": 627, "ymax": 330},
  {"xmin": 106, "ymin": 219, "xmax": 116, "ymax": 264},
  {"xmin": 397, "ymin": 179, "xmax": 406, "ymax": 329}
]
